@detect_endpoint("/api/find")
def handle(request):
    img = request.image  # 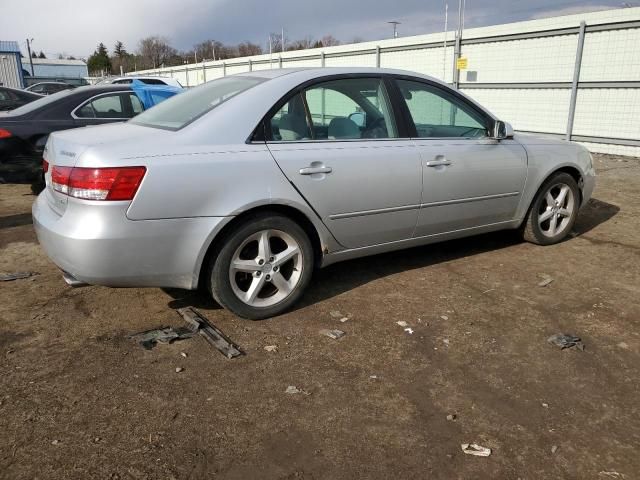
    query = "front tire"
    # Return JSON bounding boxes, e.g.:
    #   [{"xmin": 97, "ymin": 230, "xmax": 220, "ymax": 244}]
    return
[
  {"xmin": 522, "ymin": 172, "xmax": 580, "ymax": 245},
  {"xmin": 208, "ymin": 213, "xmax": 314, "ymax": 320}
]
